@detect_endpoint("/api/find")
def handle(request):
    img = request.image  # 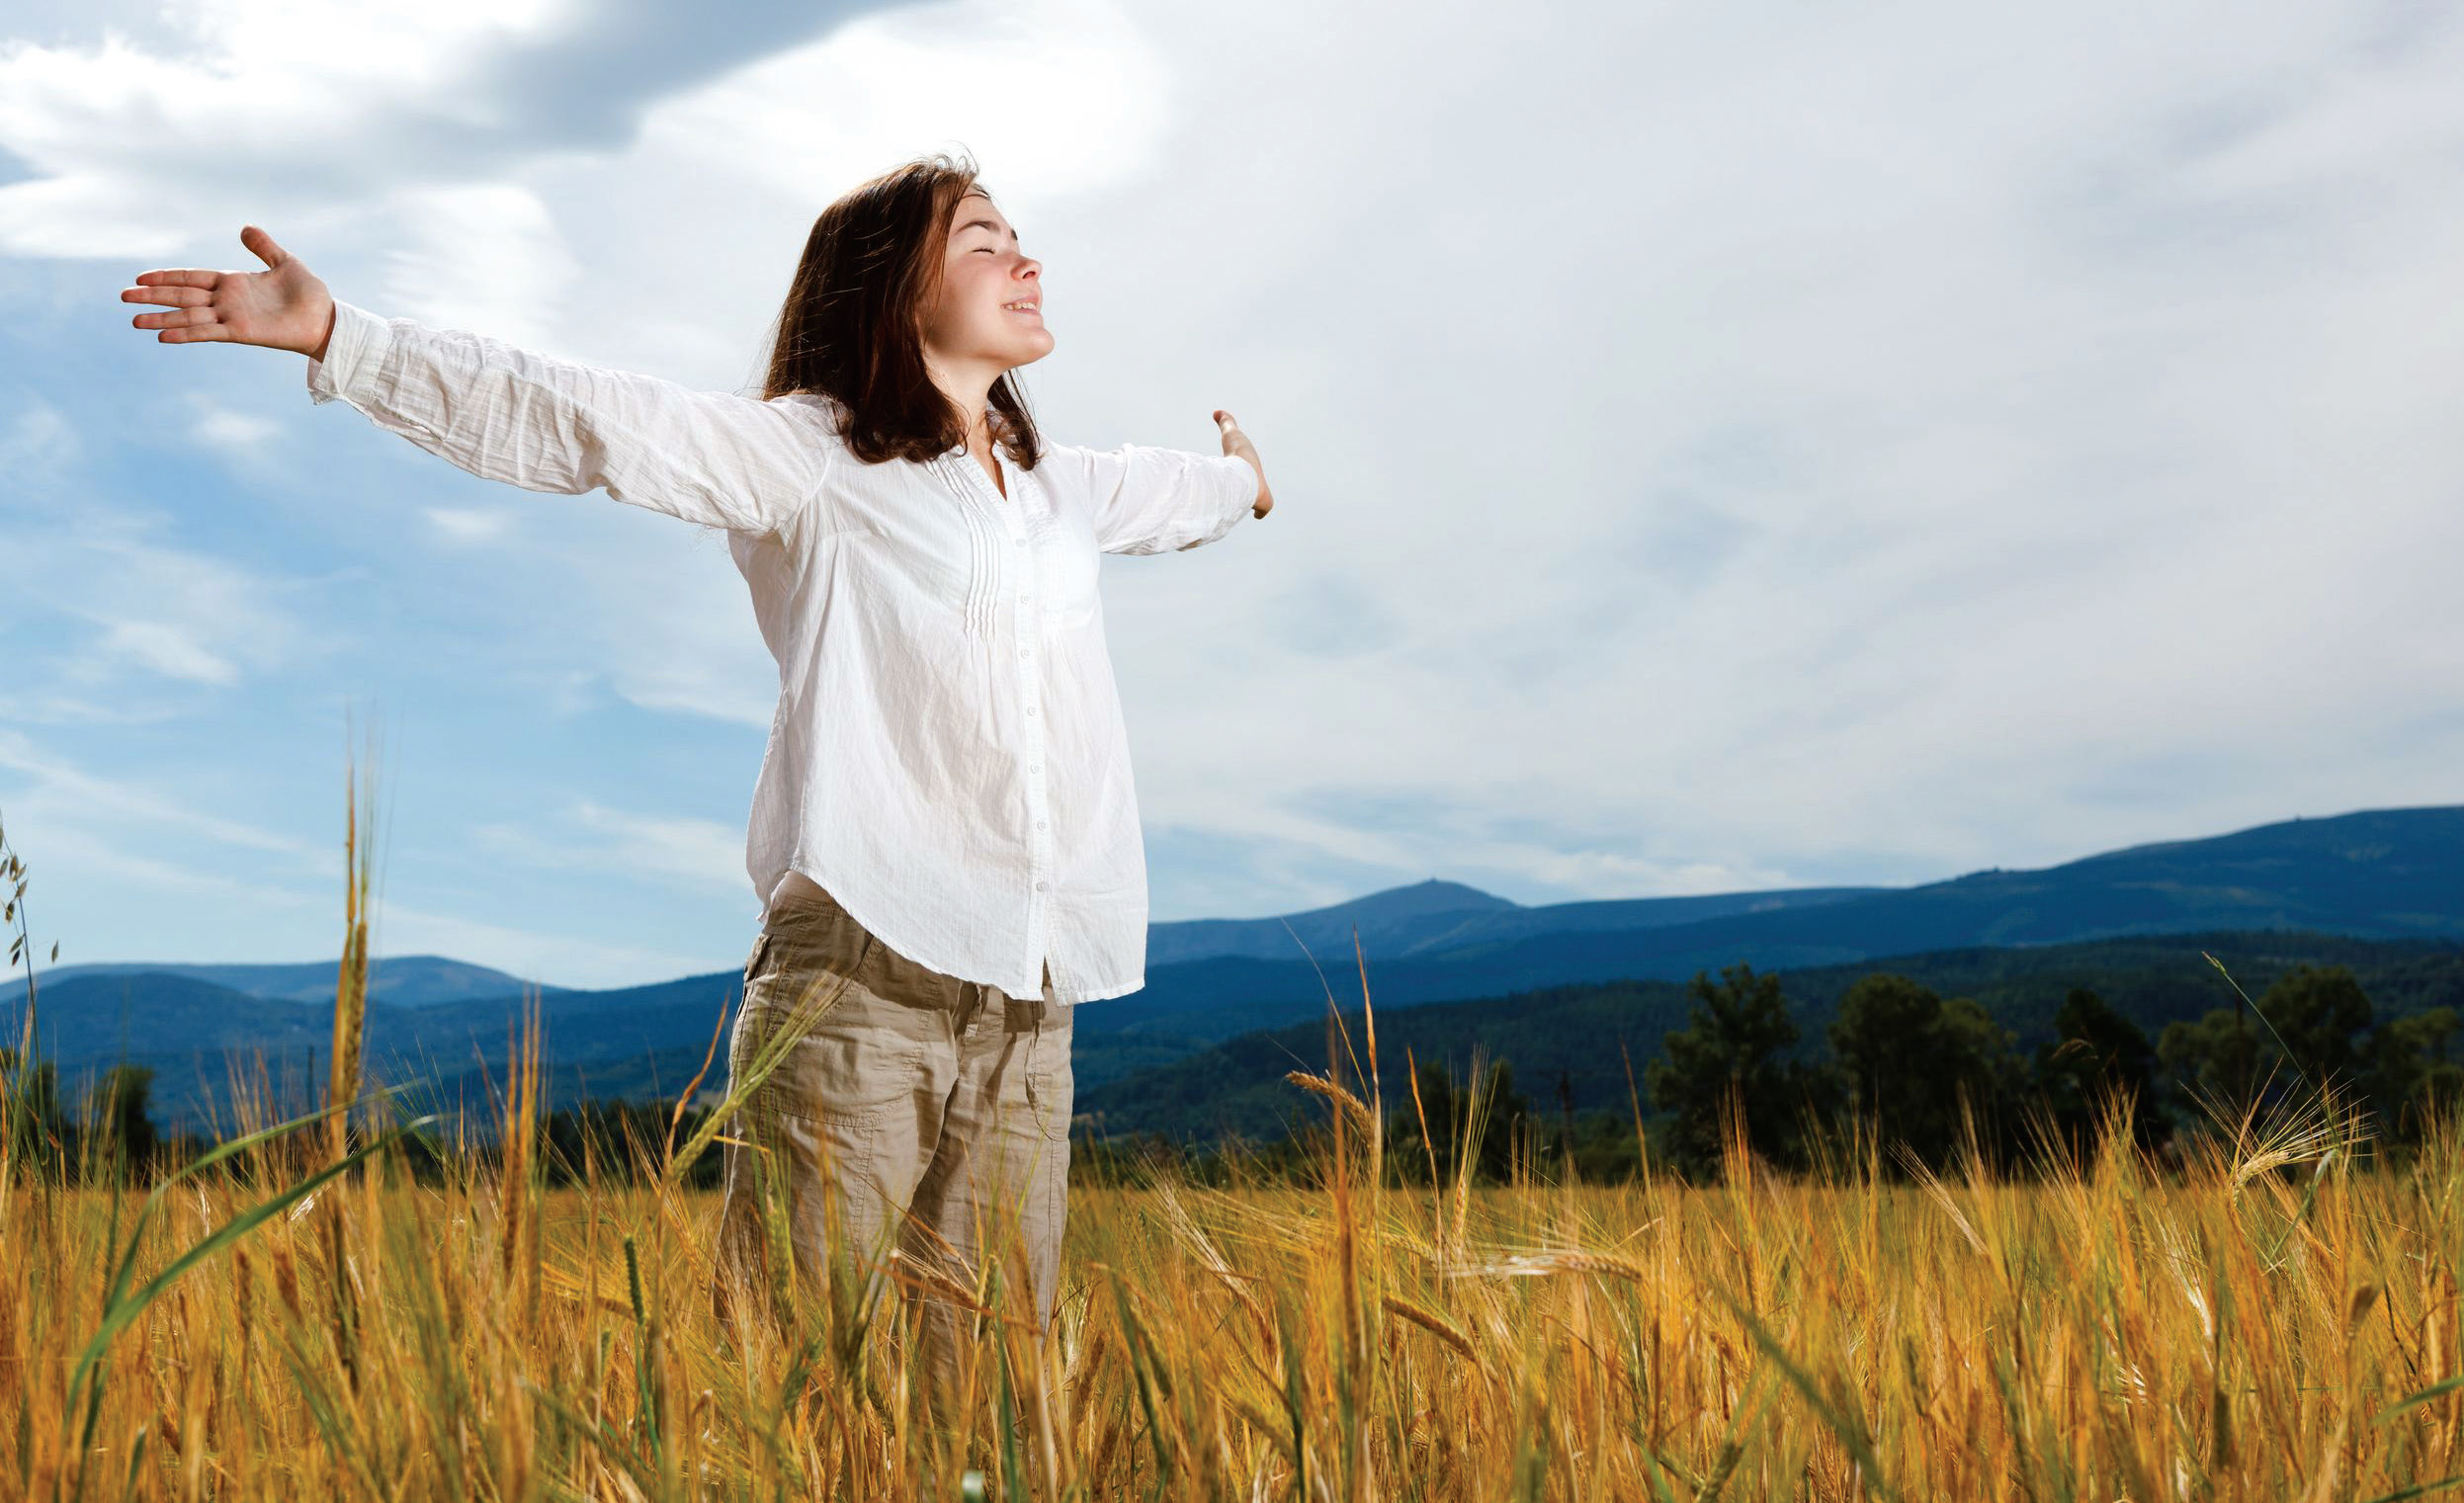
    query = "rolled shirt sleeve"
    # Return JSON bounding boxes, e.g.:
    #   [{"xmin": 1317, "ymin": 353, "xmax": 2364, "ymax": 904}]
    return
[
  {"xmin": 1057, "ymin": 441, "xmax": 1259, "ymax": 555},
  {"xmin": 305, "ymin": 298, "xmax": 826, "ymax": 538}
]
